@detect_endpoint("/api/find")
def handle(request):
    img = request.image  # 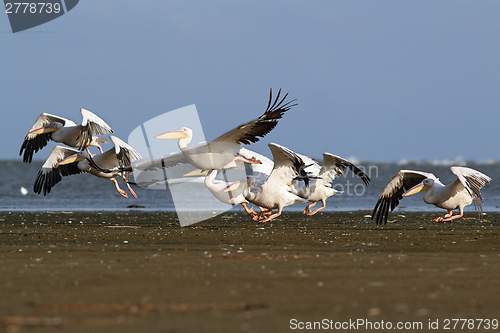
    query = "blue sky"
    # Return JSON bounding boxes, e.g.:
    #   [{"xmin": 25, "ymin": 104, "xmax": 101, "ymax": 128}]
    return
[{"xmin": 2, "ymin": 1, "xmax": 500, "ymax": 162}]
